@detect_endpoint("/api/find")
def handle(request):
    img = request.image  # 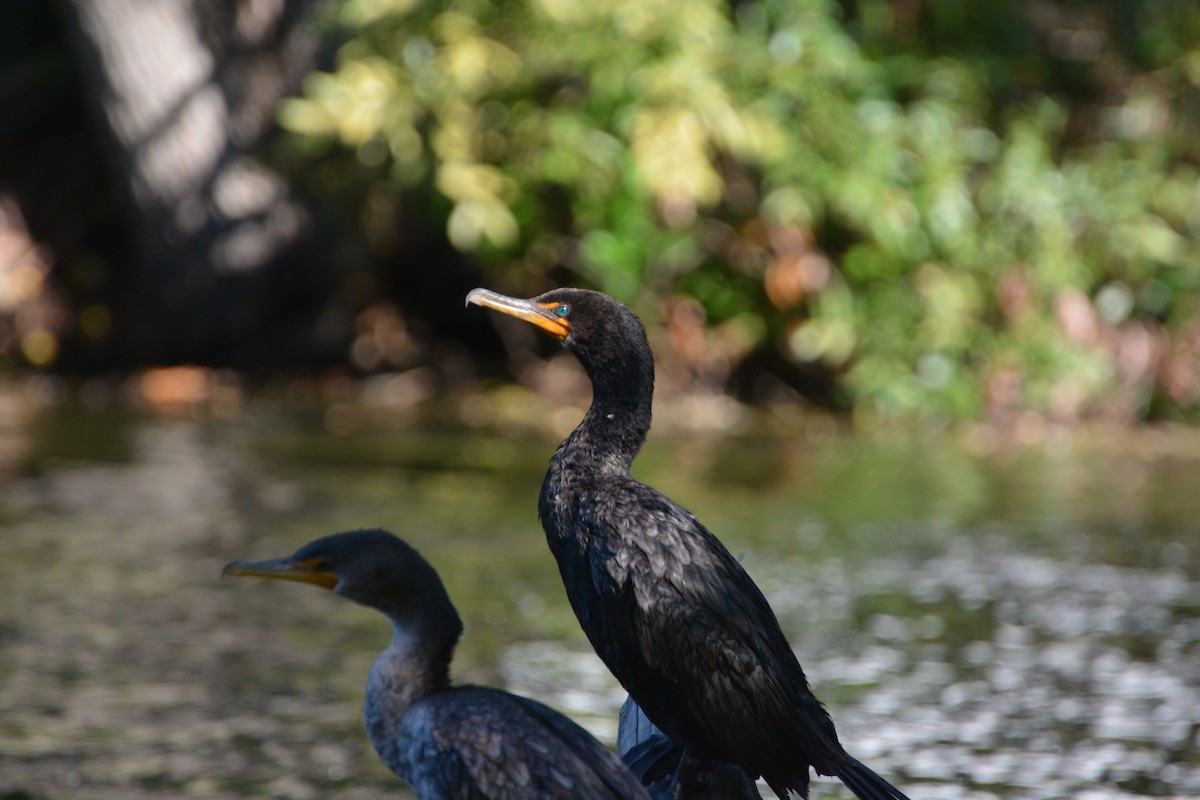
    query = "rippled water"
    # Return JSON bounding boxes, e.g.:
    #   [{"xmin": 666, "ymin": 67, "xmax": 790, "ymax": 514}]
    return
[{"xmin": 1, "ymin": 400, "xmax": 1197, "ymax": 799}]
